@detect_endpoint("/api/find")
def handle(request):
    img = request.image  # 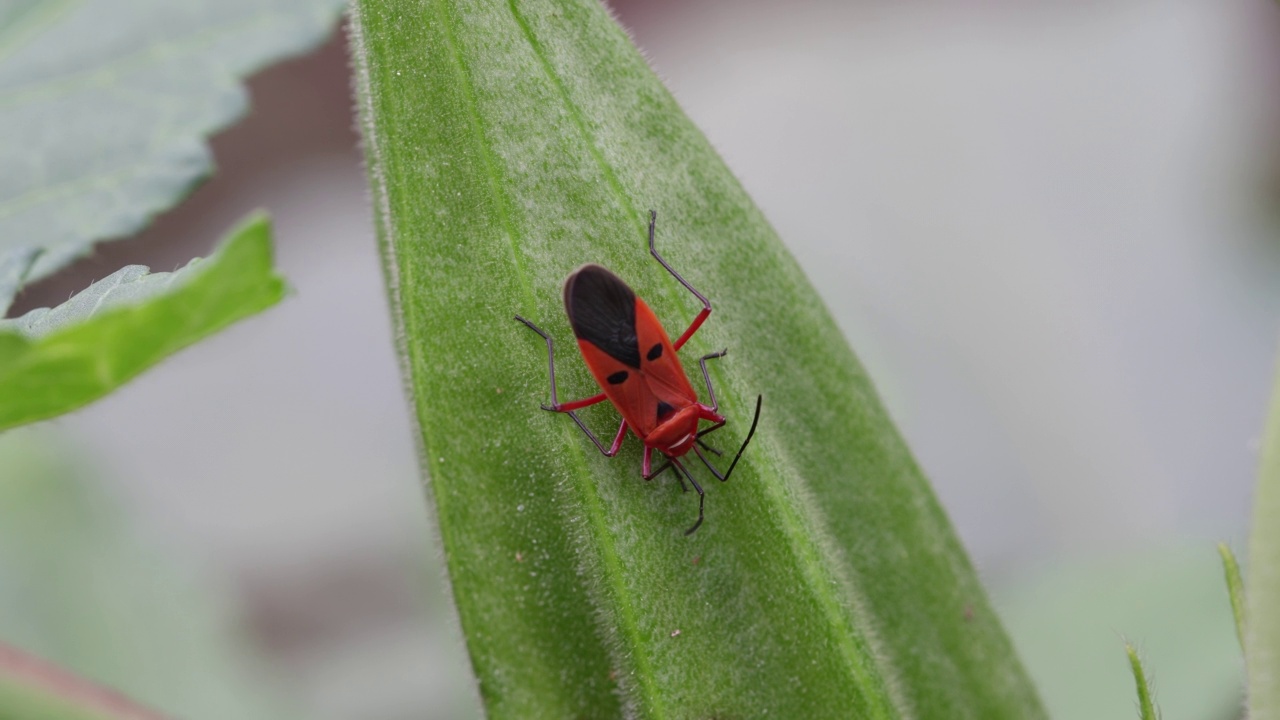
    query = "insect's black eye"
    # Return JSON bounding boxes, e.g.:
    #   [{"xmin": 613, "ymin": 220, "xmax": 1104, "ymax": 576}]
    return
[
  {"xmin": 607, "ymin": 371, "xmax": 629, "ymax": 385},
  {"xmin": 647, "ymin": 343, "xmax": 663, "ymax": 361}
]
